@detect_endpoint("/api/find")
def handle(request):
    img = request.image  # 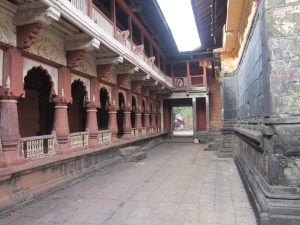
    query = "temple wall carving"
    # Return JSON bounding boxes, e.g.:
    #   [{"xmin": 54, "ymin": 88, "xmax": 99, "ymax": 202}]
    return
[
  {"xmin": 0, "ymin": 13, "xmax": 16, "ymax": 47},
  {"xmin": 24, "ymin": 30, "xmax": 67, "ymax": 65}
]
